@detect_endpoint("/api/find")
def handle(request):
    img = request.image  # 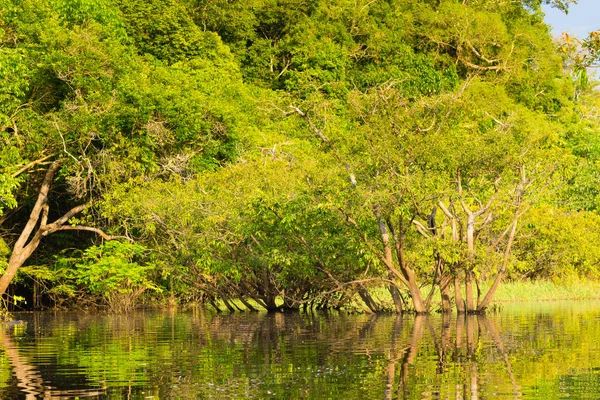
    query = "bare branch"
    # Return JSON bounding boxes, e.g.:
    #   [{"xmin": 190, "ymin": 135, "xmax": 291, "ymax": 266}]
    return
[
  {"xmin": 47, "ymin": 203, "xmax": 88, "ymax": 228},
  {"xmin": 417, "ymin": 116, "xmax": 437, "ymax": 132},
  {"xmin": 484, "ymin": 111, "xmax": 510, "ymax": 129},
  {"xmin": 438, "ymin": 201, "xmax": 454, "ymax": 219},
  {"xmin": 460, "ymin": 199, "xmax": 473, "ymax": 216},
  {"xmin": 11, "ymin": 154, "xmax": 56, "ymax": 178},
  {"xmin": 276, "ymin": 59, "xmax": 292, "ymax": 78},
  {"xmin": 338, "ymin": 208, "xmax": 410, "ymax": 287},
  {"xmin": 42, "ymin": 225, "xmax": 130, "ymax": 242},
  {"xmin": 412, "ymin": 220, "xmax": 431, "ymax": 238},
  {"xmin": 53, "ymin": 117, "xmax": 80, "ymax": 164},
  {"xmin": 474, "ymin": 212, "xmax": 494, "ymax": 240},
  {"xmin": 289, "ymin": 105, "xmax": 330, "ymax": 143},
  {"xmin": 465, "ymin": 40, "xmax": 500, "ymax": 65}
]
